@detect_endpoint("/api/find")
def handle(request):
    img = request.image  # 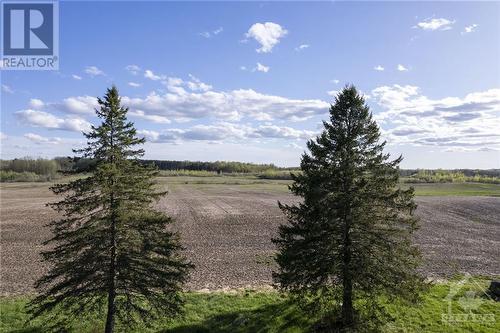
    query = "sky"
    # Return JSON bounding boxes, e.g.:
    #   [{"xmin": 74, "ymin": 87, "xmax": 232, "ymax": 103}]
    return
[{"xmin": 1, "ymin": 0, "xmax": 499, "ymax": 168}]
